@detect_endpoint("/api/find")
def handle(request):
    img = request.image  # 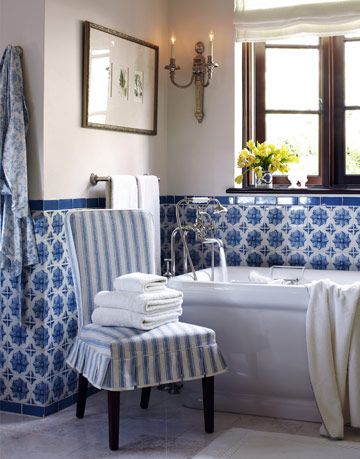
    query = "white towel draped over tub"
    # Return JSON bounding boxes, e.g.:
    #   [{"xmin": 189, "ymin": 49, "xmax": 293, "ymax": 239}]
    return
[{"xmin": 306, "ymin": 279, "xmax": 360, "ymax": 439}]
